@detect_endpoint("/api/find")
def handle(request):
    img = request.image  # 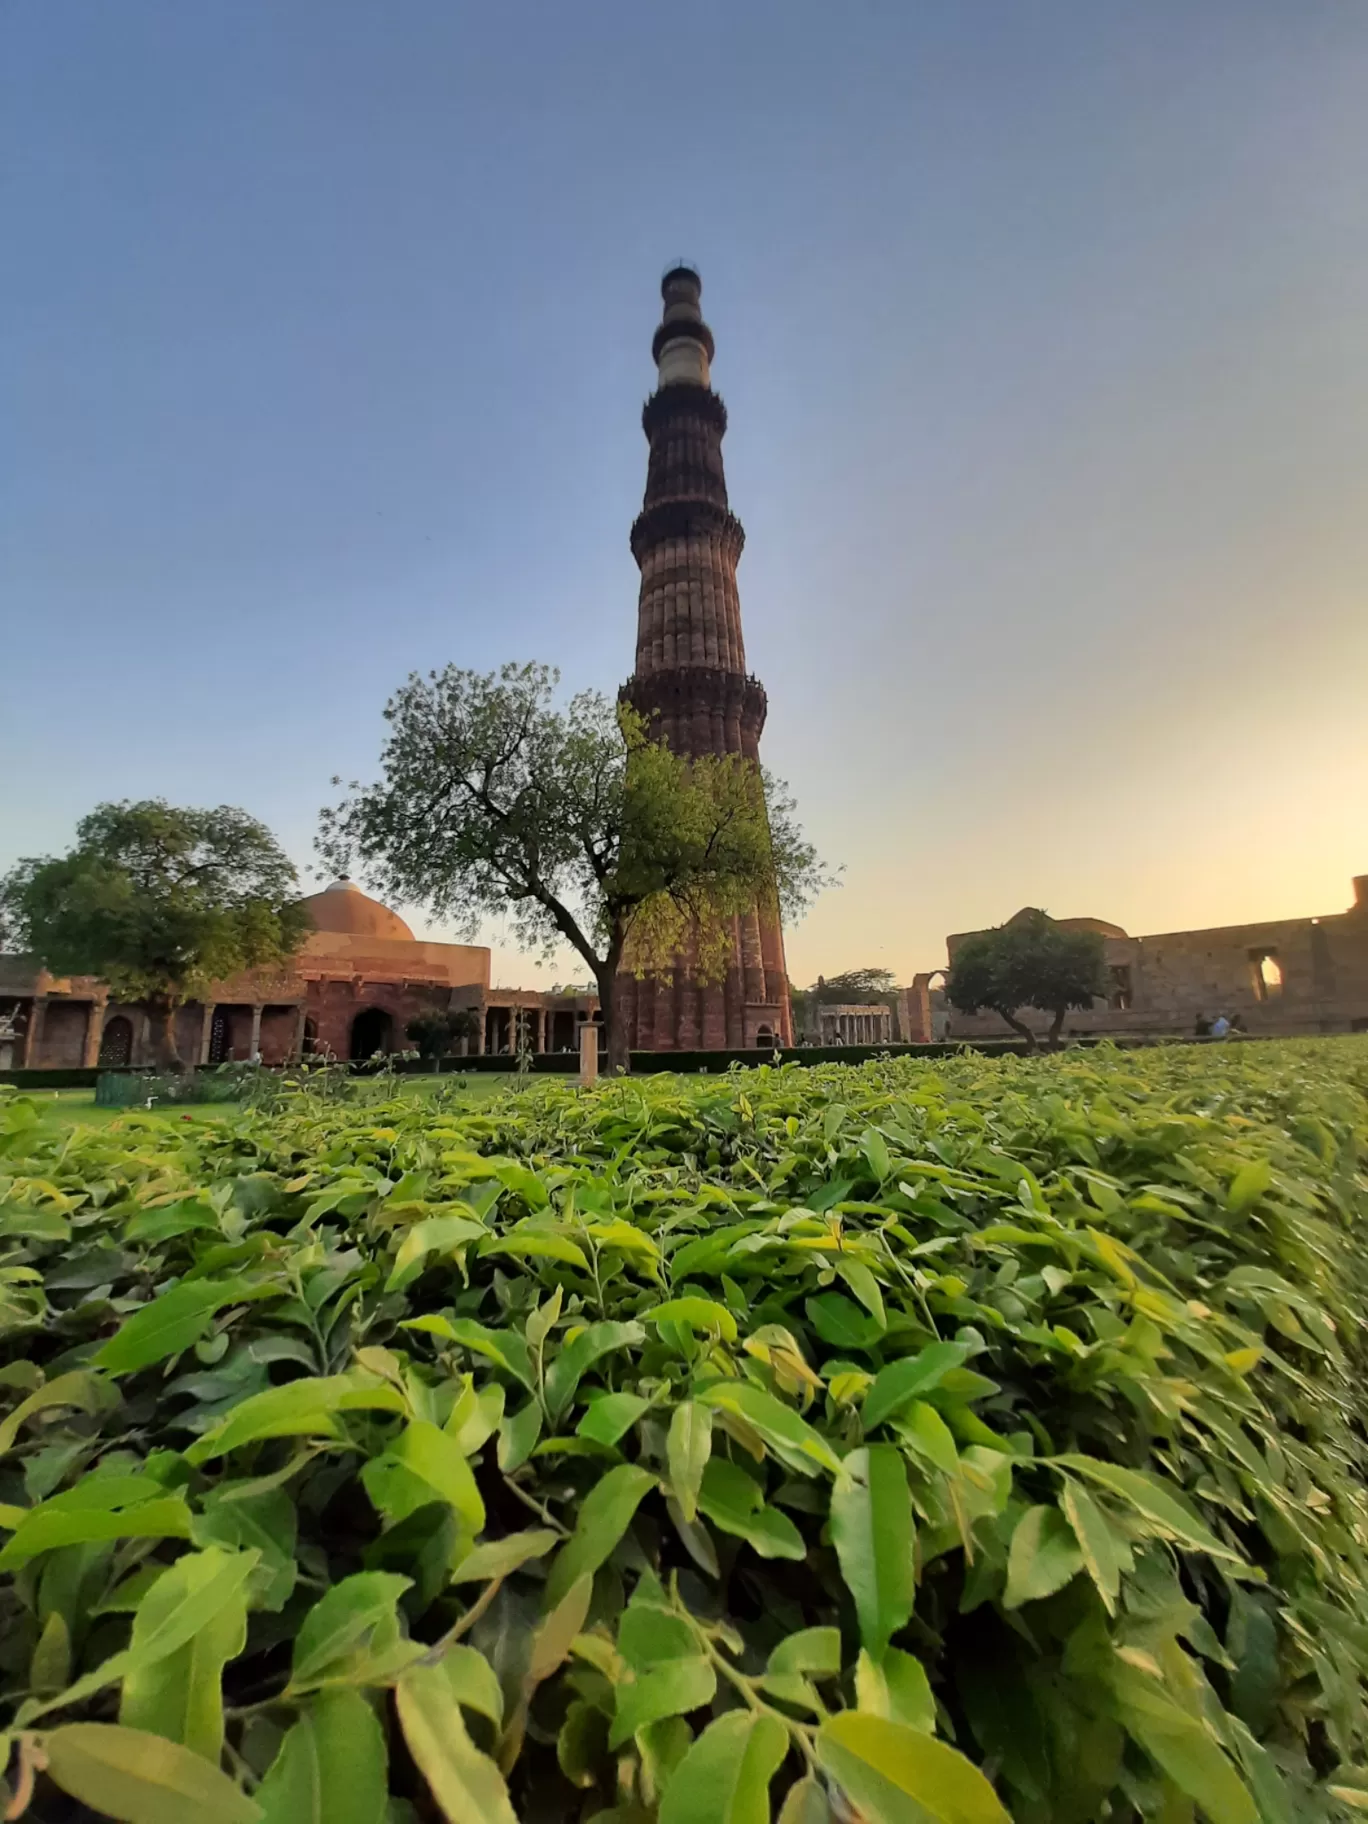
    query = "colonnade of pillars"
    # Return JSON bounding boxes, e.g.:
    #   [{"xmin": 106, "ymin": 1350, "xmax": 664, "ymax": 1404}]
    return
[
  {"xmin": 481, "ymin": 1006, "xmax": 582, "ymax": 1055},
  {"xmin": 820, "ymin": 1010, "xmax": 891, "ymax": 1046}
]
